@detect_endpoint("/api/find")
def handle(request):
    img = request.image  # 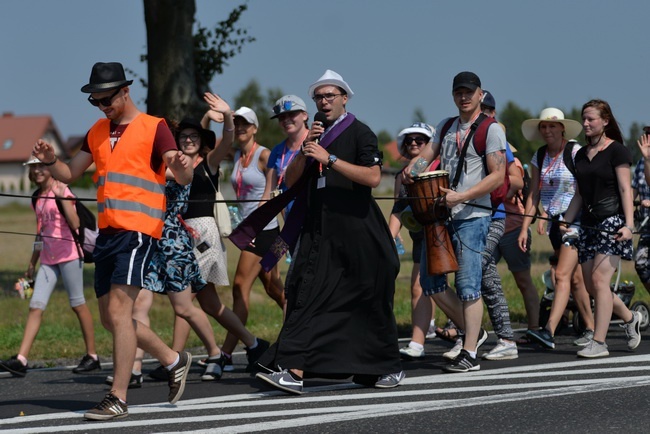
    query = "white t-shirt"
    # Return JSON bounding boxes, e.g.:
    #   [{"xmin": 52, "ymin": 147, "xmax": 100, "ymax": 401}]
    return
[{"xmin": 433, "ymin": 117, "xmax": 507, "ymax": 220}]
